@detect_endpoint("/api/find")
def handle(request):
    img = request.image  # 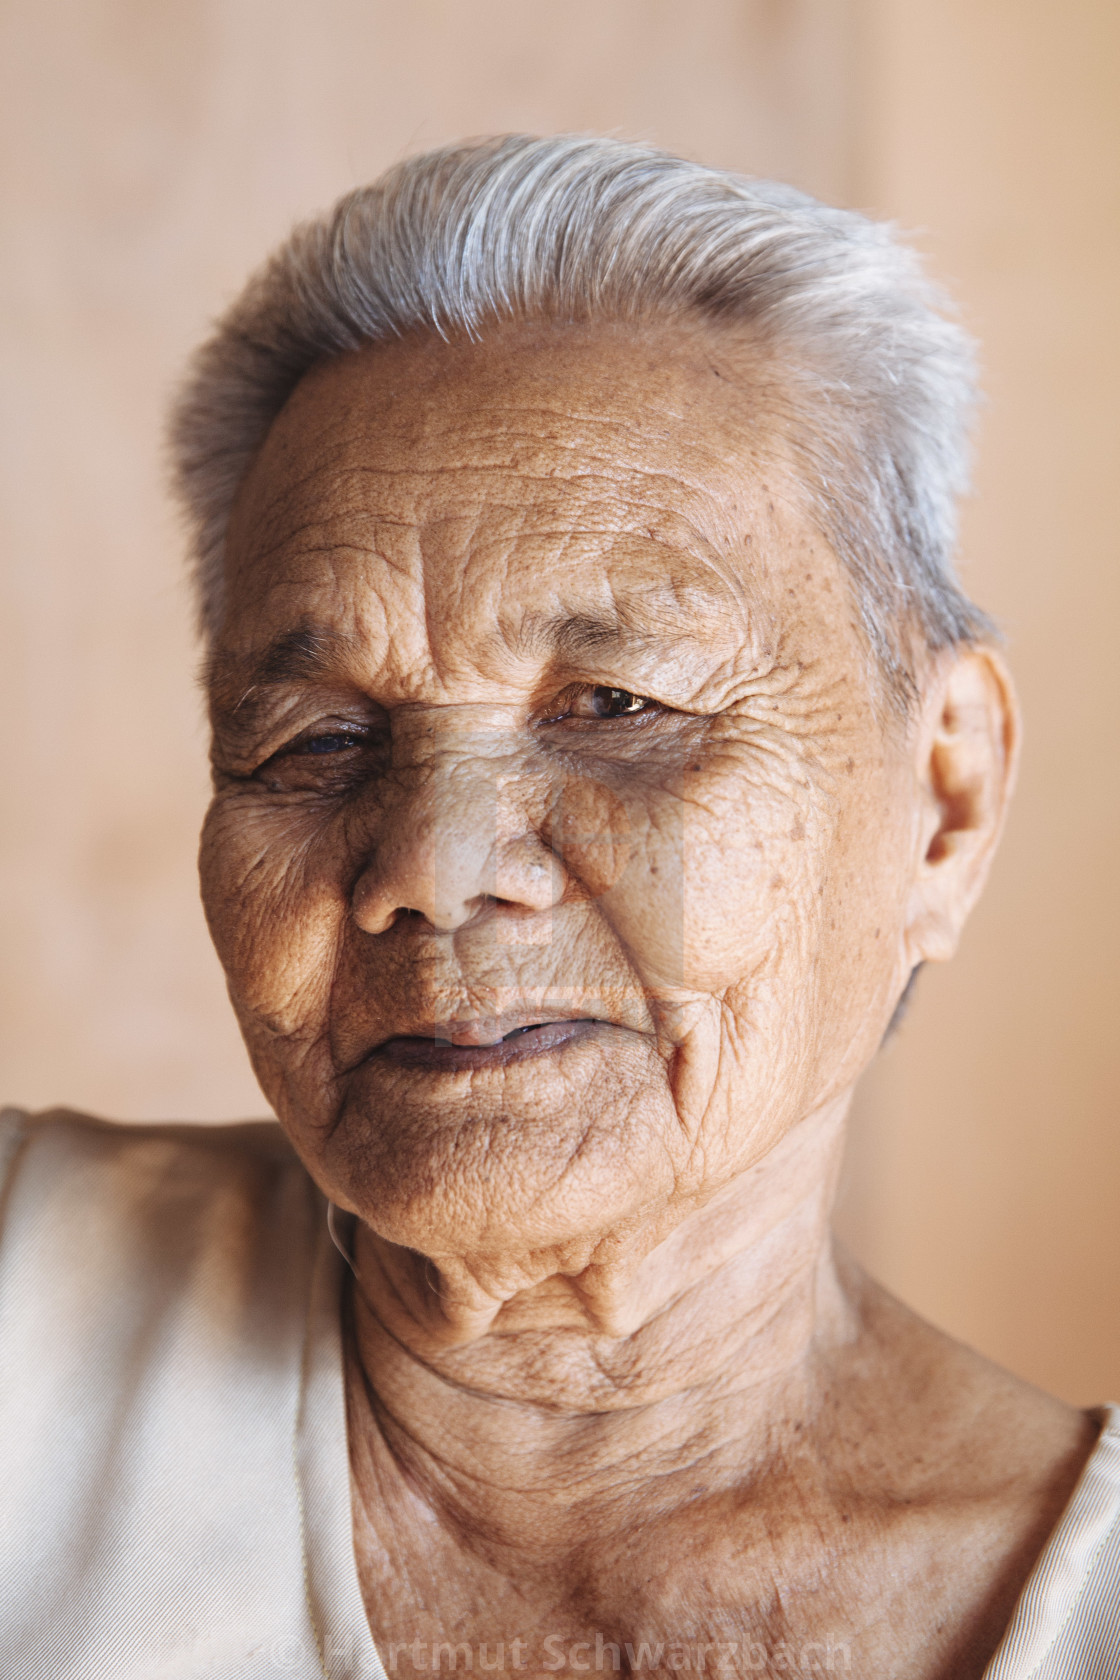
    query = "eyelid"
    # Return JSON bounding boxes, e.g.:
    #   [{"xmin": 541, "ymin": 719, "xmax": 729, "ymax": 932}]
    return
[
  {"xmin": 273, "ymin": 720, "xmax": 373, "ymax": 754},
  {"xmin": 284, "ymin": 721, "xmax": 368, "ymax": 745}
]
